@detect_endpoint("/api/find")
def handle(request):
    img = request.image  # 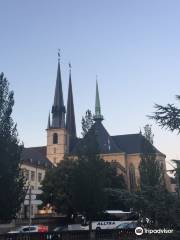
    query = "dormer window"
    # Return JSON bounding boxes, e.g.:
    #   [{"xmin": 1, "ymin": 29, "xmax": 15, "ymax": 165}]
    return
[{"xmin": 53, "ymin": 133, "xmax": 58, "ymax": 144}]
